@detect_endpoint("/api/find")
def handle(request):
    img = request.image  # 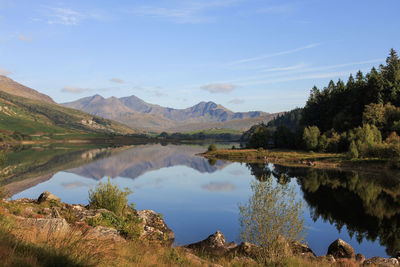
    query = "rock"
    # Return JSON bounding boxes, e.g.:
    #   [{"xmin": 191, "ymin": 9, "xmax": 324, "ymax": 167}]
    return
[
  {"xmin": 318, "ymin": 254, "xmax": 336, "ymax": 263},
  {"xmin": 290, "ymin": 241, "xmax": 316, "ymax": 259},
  {"xmin": 86, "ymin": 226, "xmax": 125, "ymax": 242},
  {"xmin": 364, "ymin": 257, "xmax": 399, "ymax": 266},
  {"xmin": 137, "ymin": 210, "xmax": 174, "ymax": 243},
  {"xmin": 327, "ymin": 238, "xmax": 355, "ymax": 259},
  {"xmin": 229, "ymin": 242, "xmax": 261, "ymax": 258},
  {"xmin": 356, "ymin": 253, "xmax": 365, "ymax": 264},
  {"xmin": 37, "ymin": 191, "xmax": 60, "ymax": 203},
  {"xmin": 20, "ymin": 218, "xmax": 70, "ymax": 236},
  {"xmin": 185, "ymin": 230, "xmax": 237, "ymax": 256}
]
